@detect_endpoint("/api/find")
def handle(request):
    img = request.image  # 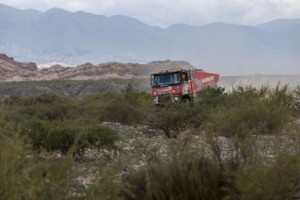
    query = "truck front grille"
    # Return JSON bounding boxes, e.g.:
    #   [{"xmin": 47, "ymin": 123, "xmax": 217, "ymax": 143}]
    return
[{"xmin": 158, "ymin": 93, "xmax": 173, "ymax": 104}]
